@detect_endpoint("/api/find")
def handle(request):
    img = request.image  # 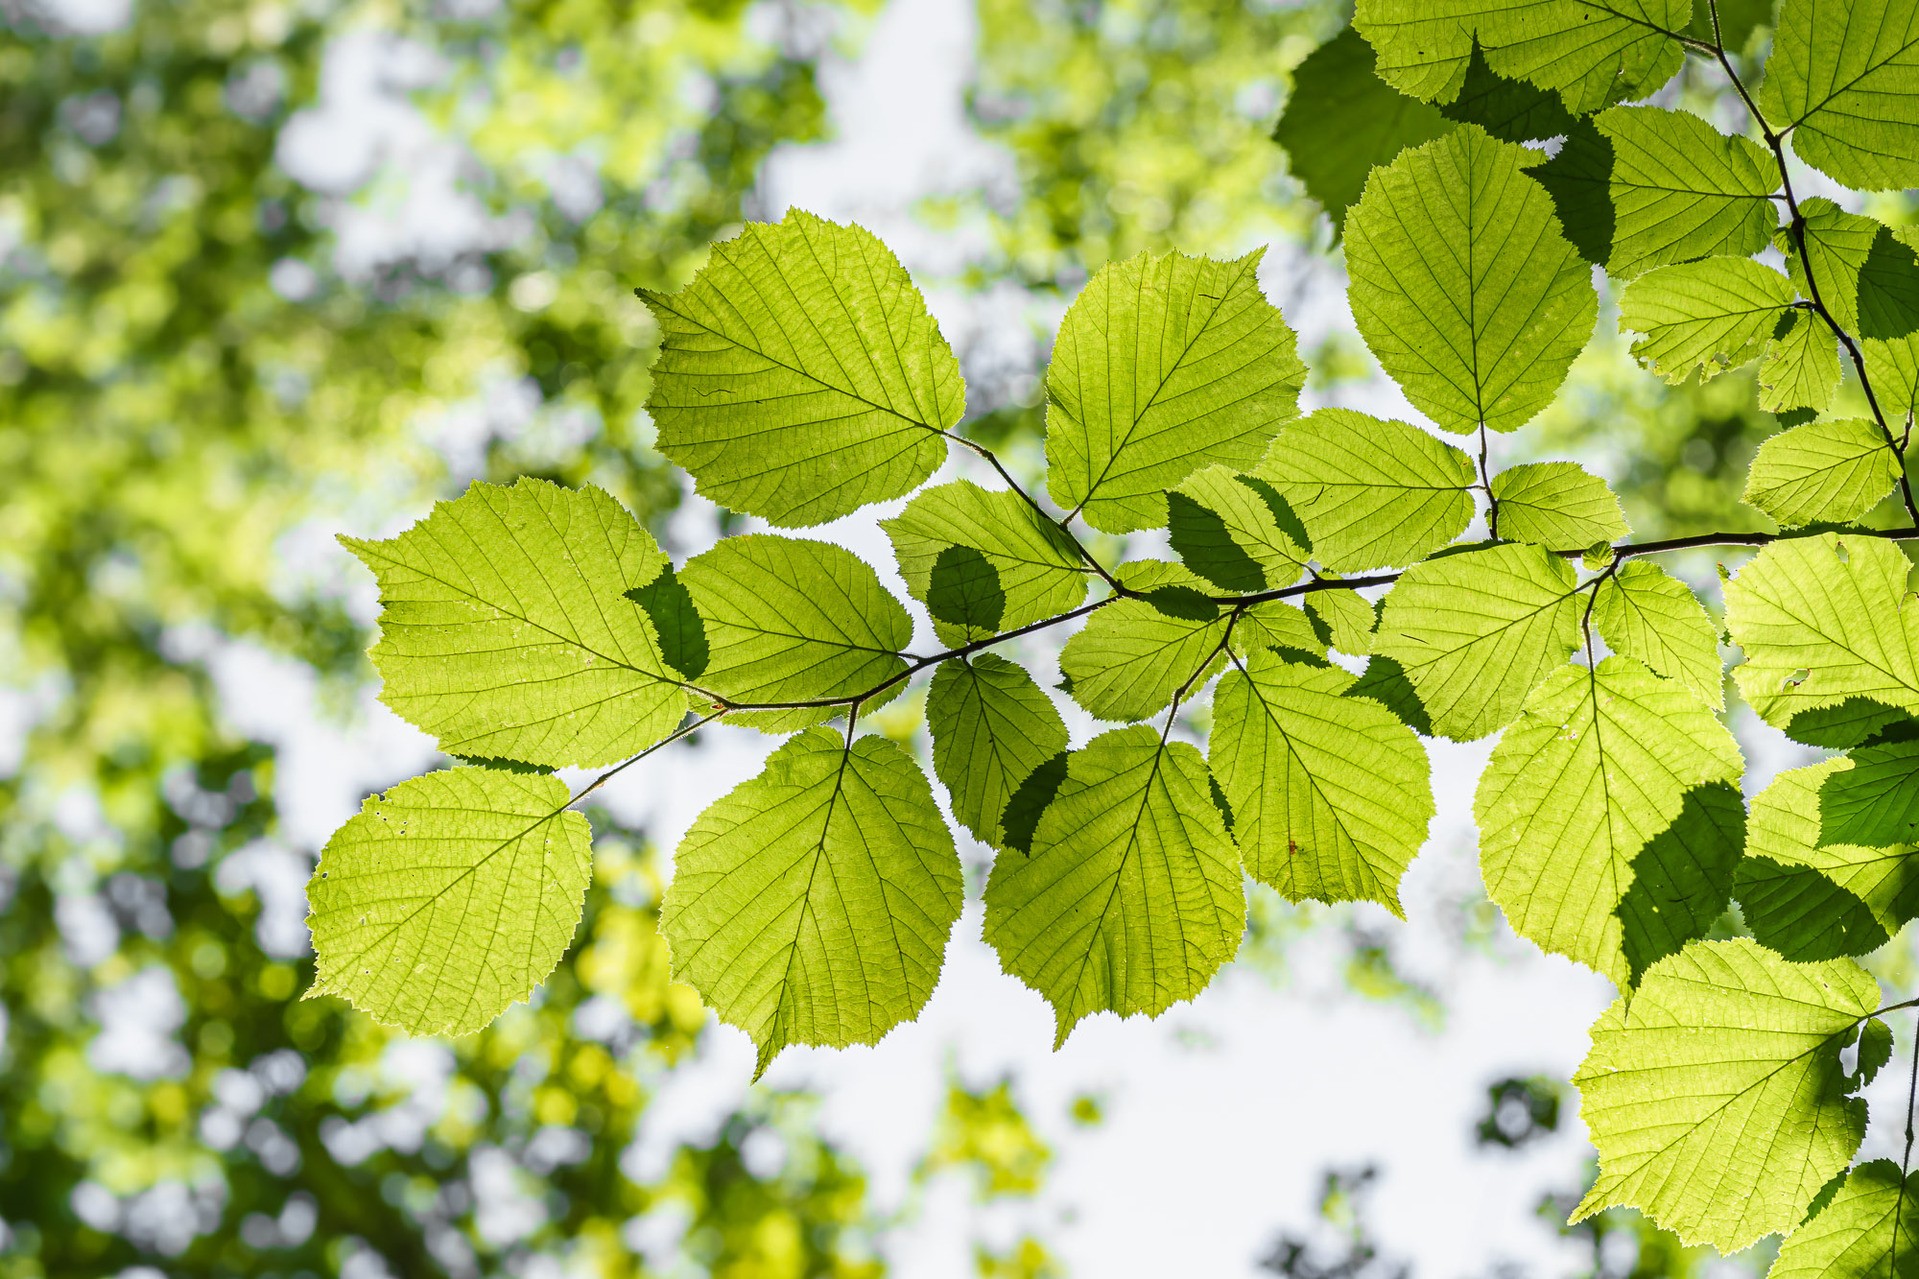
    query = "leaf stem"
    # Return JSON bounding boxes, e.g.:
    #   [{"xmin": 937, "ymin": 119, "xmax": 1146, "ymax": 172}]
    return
[
  {"xmin": 1477, "ymin": 421, "xmax": 1500, "ymax": 539},
  {"xmin": 565, "ymin": 709, "xmax": 725, "ymax": 810}
]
